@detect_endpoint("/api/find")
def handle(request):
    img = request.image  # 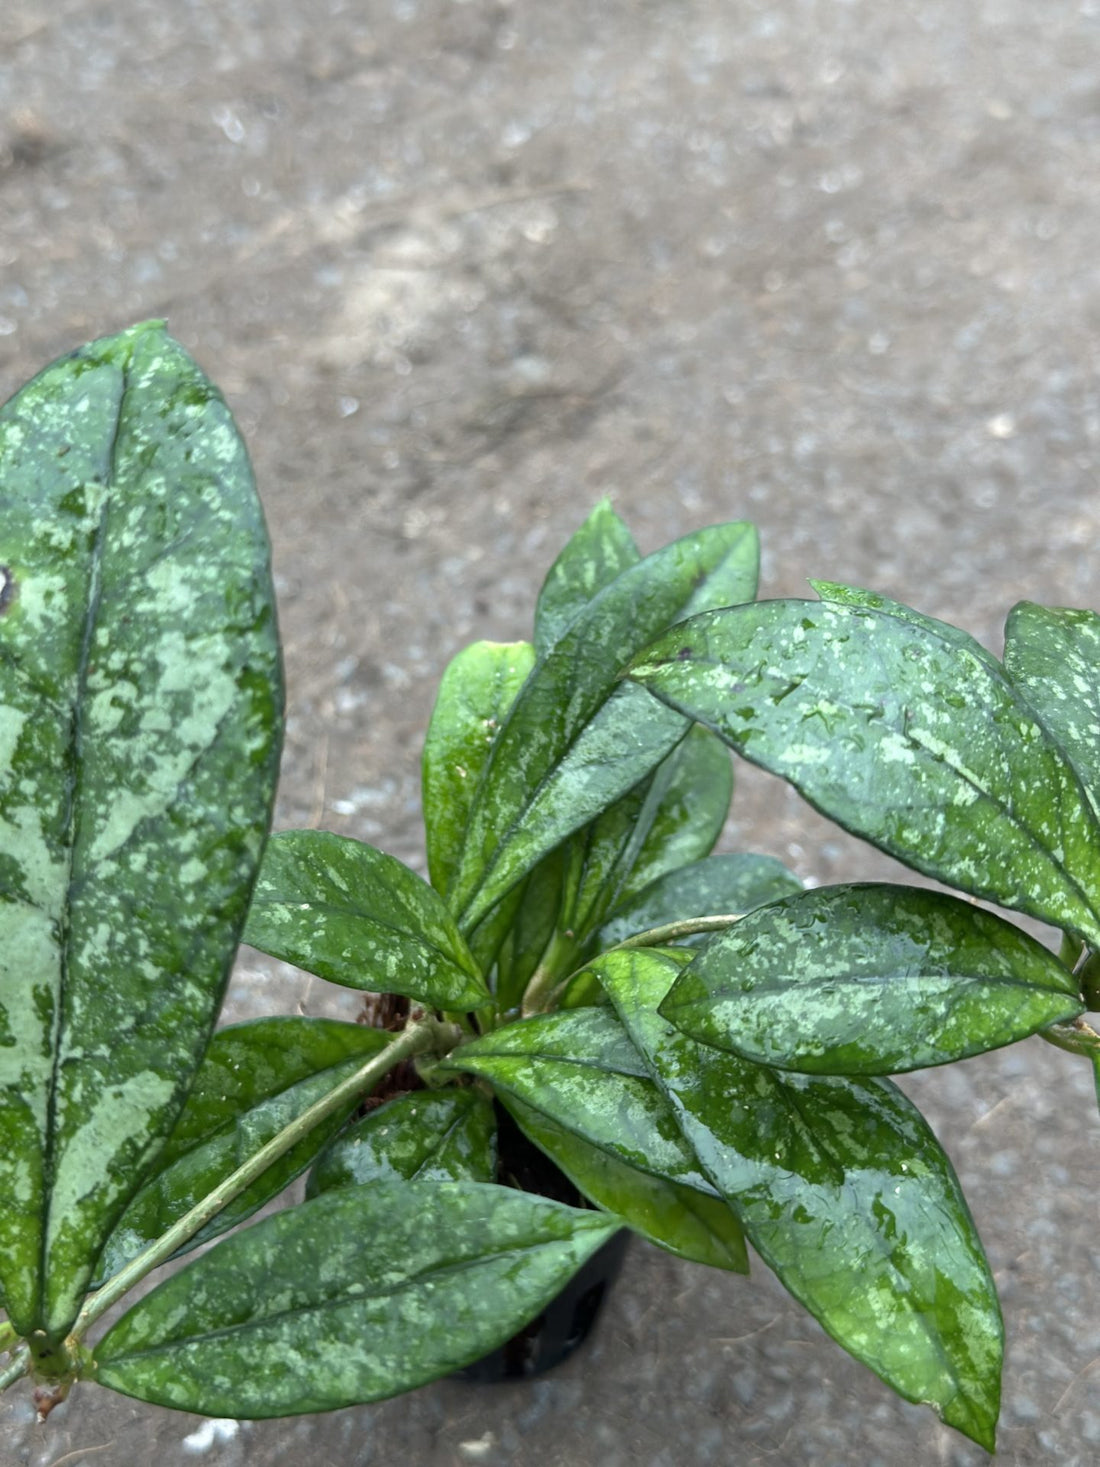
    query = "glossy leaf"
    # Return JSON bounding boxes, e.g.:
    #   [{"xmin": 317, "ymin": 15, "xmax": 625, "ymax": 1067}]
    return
[
  {"xmin": 505, "ymin": 1095, "xmax": 749, "ymax": 1272},
  {"xmin": 598, "ymin": 949, "xmax": 1003, "ymax": 1450},
  {"xmin": 661, "ymin": 883, "xmax": 1083, "ymax": 1074},
  {"xmin": 454, "ymin": 521, "xmax": 759, "ymax": 929},
  {"xmin": 0, "ymin": 323, "xmax": 282, "ymax": 1337},
  {"xmin": 439, "ymin": 1007, "xmax": 719, "ymax": 1195},
  {"xmin": 630, "ymin": 588, "xmax": 1100, "ymax": 946},
  {"xmin": 421, "ymin": 639, "xmax": 535, "ymax": 900},
  {"xmin": 461, "ymin": 681, "xmax": 691, "ymax": 929},
  {"xmin": 598, "ymin": 852, "xmax": 802, "ymax": 950},
  {"xmin": 148, "ymin": 1017, "xmax": 392, "ymax": 1169},
  {"xmin": 307, "ymin": 1088, "xmax": 498, "ymax": 1195},
  {"xmin": 243, "ymin": 830, "xmax": 490, "ymax": 1010},
  {"xmin": 96, "ymin": 1026, "xmax": 394, "ymax": 1281},
  {"xmin": 615, "ymin": 724, "xmax": 734, "ymax": 903},
  {"xmin": 1004, "ymin": 601, "xmax": 1100, "ymax": 817},
  {"xmin": 94, "ymin": 1180, "xmax": 619, "ymax": 1416},
  {"xmin": 494, "ymin": 847, "xmax": 567, "ymax": 1013},
  {"xmin": 534, "ymin": 499, "xmax": 639, "ymax": 655}
]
